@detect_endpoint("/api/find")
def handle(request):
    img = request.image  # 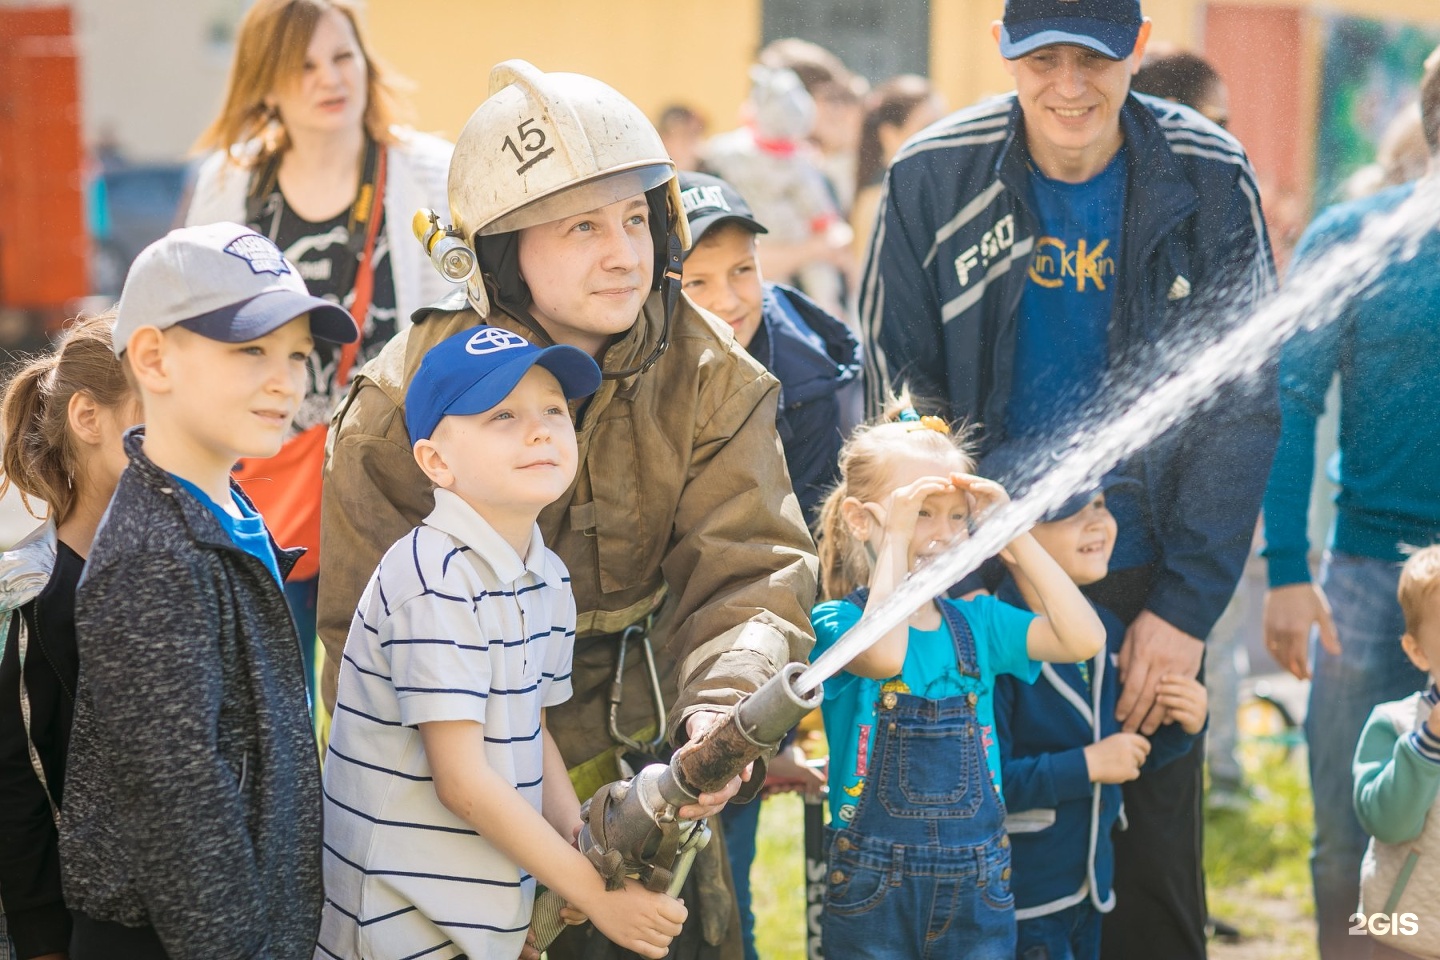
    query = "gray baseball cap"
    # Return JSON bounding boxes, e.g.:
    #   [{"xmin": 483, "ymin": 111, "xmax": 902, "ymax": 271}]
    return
[{"xmin": 112, "ymin": 222, "xmax": 359, "ymax": 357}]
